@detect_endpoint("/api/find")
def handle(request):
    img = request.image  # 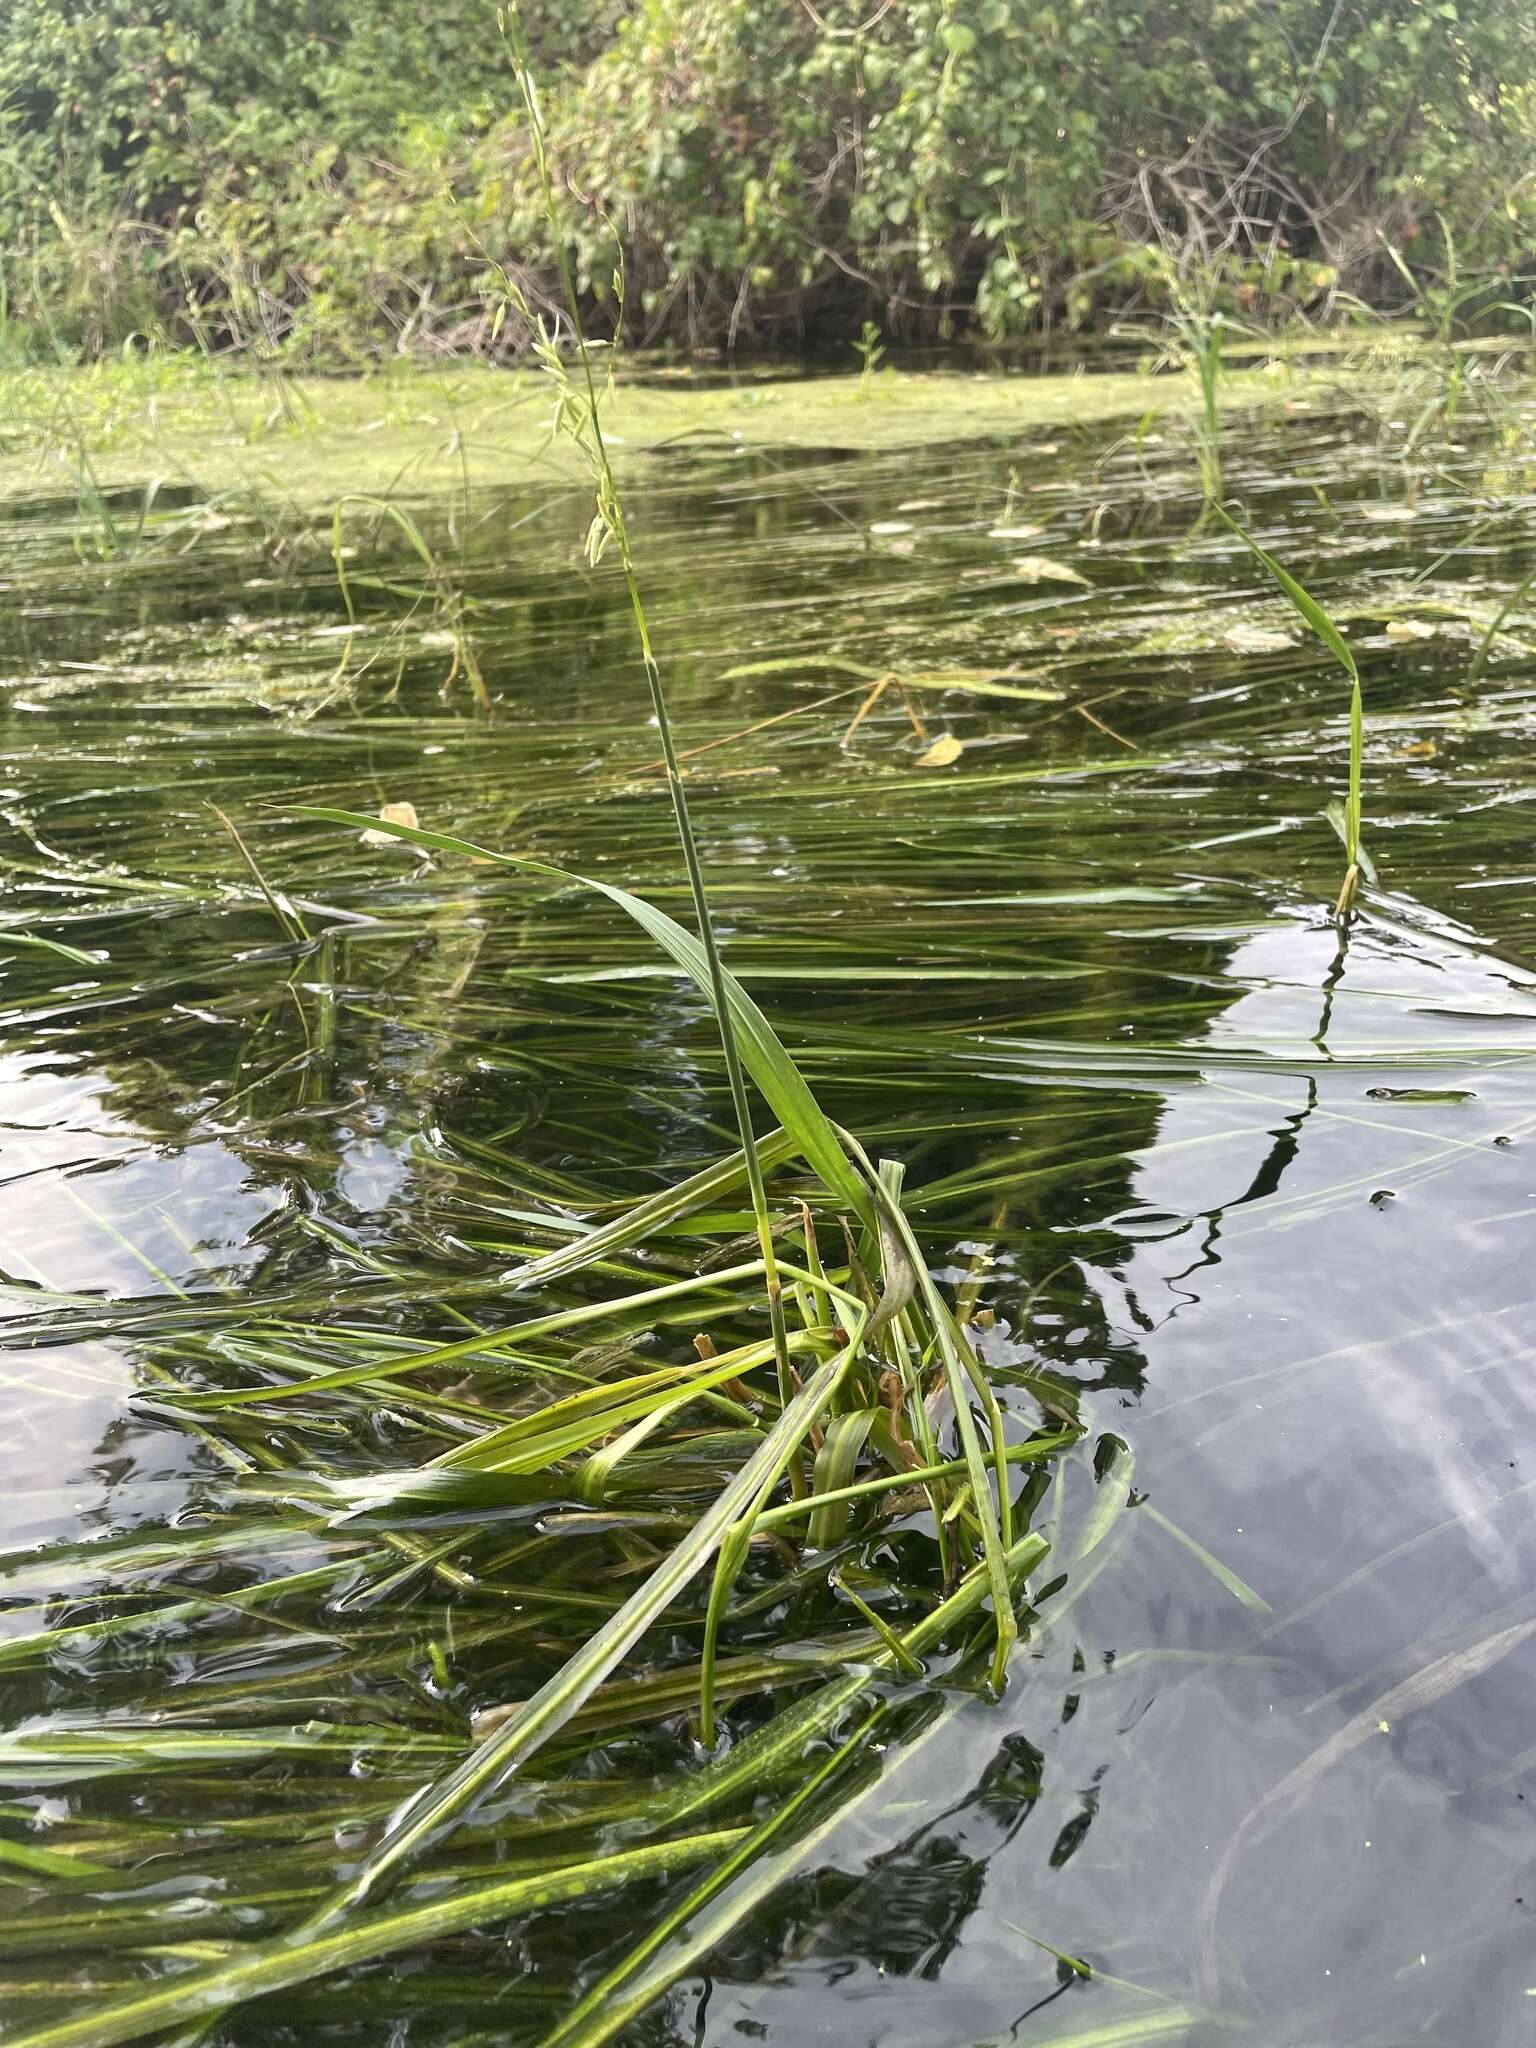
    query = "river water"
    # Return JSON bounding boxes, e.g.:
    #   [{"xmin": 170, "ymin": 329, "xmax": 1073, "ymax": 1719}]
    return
[{"xmin": 2, "ymin": 362, "xmax": 1534, "ymax": 2046}]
